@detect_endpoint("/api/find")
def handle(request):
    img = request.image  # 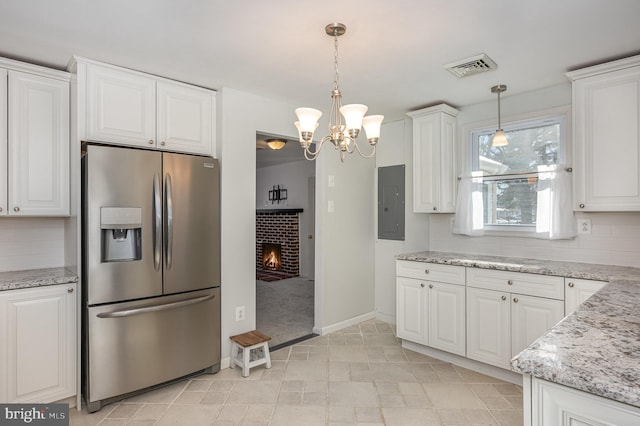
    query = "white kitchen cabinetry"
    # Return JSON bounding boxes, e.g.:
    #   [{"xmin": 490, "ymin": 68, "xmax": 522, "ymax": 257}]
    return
[
  {"xmin": 466, "ymin": 269, "xmax": 564, "ymax": 370},
  {"xmin": 529, "ymin": 377, "xmax": 640, "ymax": 425},
  {"xmin": 0, "ymin": 59, "xmax": 70, "ymax": 217},
  {"xmin": 567, "ymin": 55, "xmax": 640, "ymax": 211},
  {"xmin": 407, "ymin": 104, "xmax": 459, "ymax": 213},
  {"xmin": 564, "ymin": 278, "xmax": 607, "ymax": 315},
  {"xmin": 81, "ymin": 58, "xmax": 215, "ymax": 155},
  {"xmin": 396, "ymin": 261, "xmax": 466, "ymax": 356},
  {"xmin": 0, "ymin": 283, "xmax": 77, "ymax": 403}
]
